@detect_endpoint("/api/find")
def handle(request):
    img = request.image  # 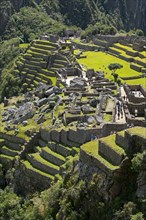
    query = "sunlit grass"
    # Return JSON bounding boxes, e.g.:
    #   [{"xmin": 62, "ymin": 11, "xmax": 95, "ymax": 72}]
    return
[{"xmin": 77, "ymin": 51, "xmax": 146, "ymax": 87}]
